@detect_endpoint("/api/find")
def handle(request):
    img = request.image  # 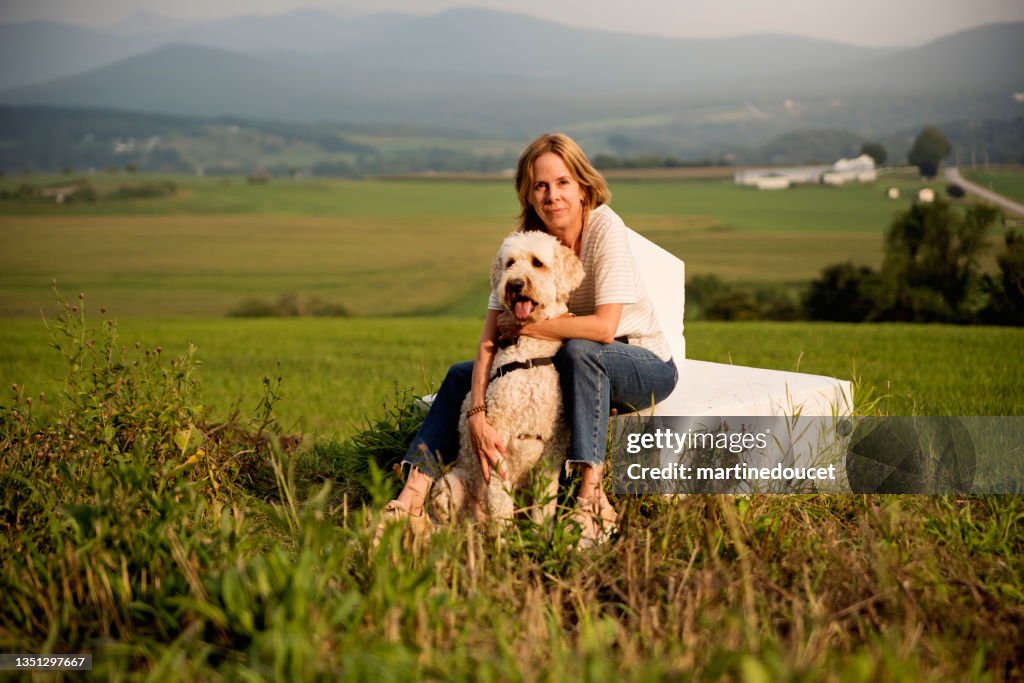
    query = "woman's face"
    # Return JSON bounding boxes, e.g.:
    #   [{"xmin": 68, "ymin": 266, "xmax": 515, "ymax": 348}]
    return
[{"xmin": 529, "ymin": 152, "xmax": 584, "ymax": 235}]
